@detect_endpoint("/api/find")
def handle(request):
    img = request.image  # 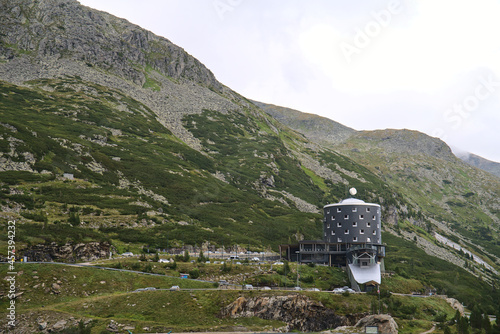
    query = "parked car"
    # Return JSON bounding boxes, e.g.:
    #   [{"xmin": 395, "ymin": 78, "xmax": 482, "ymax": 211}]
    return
[
  {"xmin": 122, "ymin": 252, "xmax": 134, "ymax": 257},
  {"xmin": 169, "ymin": 285, "xmax": 180, "ymax": 291},
  {"xmin": 243, "ymin": 284, "xmax": 254, "ymax": 290},
  {"xmin": 251, "ymin": 257, "xmax": 260, "ymax": 261},
  {"xmin": 261, "ymin": 286, "xmax": 271, "ymax": 290},
  {"xmin": 294, "ymin": 286, "xmax": 302, "ymax": 291},
  {"xmin": 308, "ymin": 288, "xmax": 320, "ymax": 291},
  {"xmin": 333, "ymin": 286, "xmax": 355, "ymax": 293}
]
